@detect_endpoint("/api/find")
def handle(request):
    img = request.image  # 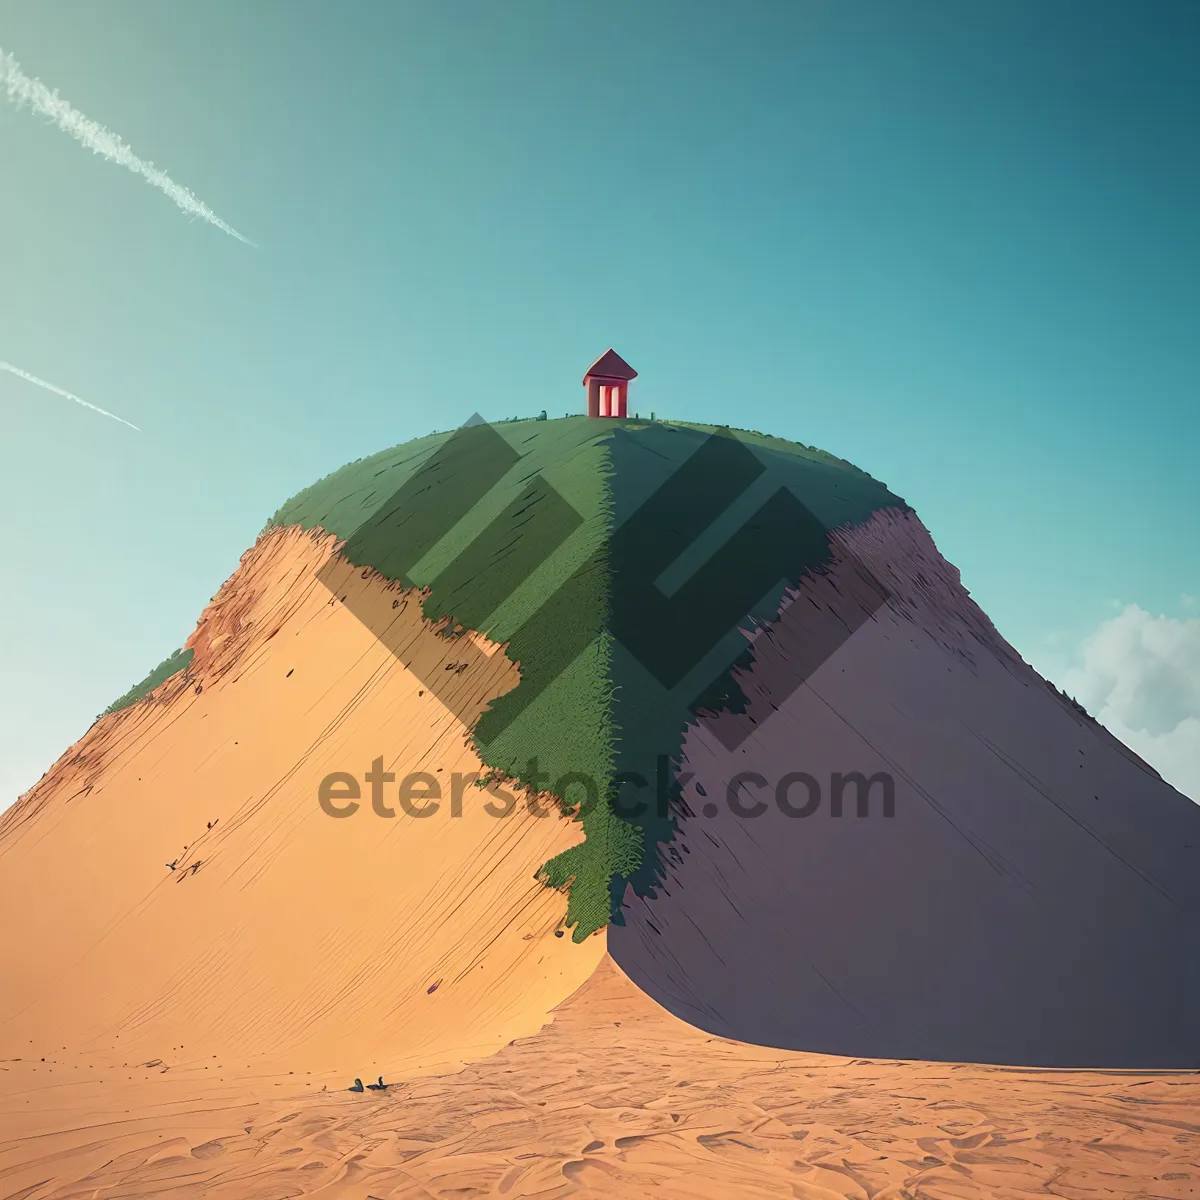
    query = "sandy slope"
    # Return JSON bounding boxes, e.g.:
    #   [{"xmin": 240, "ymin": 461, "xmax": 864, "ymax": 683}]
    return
[
  {"xmin": 0, "ymin": 526, "xmax": 604, "ymax": 1083},
  {"xmin": 611, "ymin": 507, "xmax": 1200, "ymax": 1067},
  {"xmin": 1, "ymin": 954, "xmax": 1196, "ymax": 1198}
]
